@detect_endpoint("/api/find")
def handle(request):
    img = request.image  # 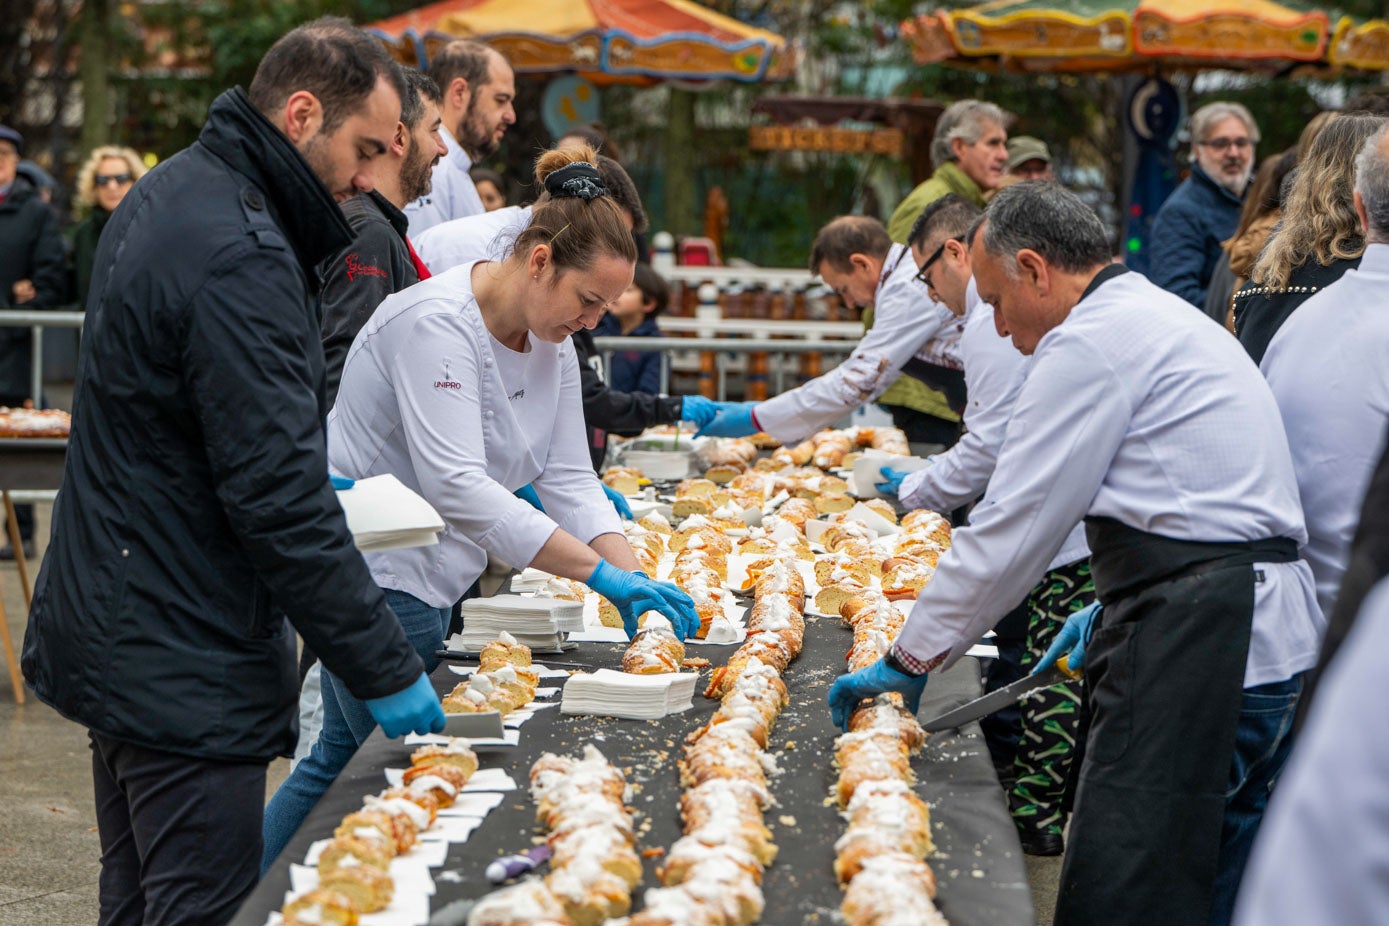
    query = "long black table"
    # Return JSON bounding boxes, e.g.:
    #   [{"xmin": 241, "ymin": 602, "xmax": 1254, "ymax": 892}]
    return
[{"xmin": 233, "ymin": 617, "xmax": 1034, "ymax": 926}]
